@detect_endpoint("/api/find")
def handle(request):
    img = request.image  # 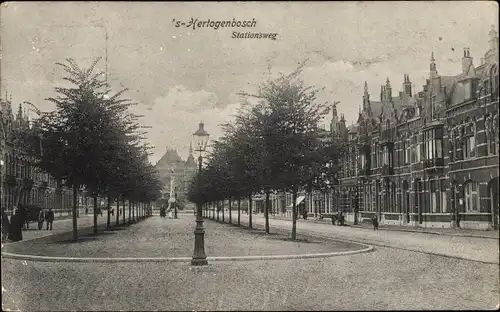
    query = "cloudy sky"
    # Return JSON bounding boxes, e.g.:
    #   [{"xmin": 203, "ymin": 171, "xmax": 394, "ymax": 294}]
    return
[{"xmin": 1, "ymin": 1, "xmax": 497, "ymax": 164}]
